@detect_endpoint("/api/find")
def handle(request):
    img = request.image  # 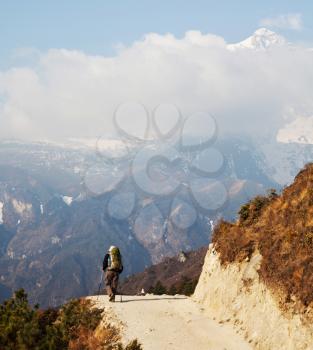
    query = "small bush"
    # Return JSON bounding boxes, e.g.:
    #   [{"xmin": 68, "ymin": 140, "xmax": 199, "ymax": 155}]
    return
[
  {"xmin": 125, "ymin": 339, "xmax": 143, "ymax": 350},
  {"xmin": 168, "ymin": 285, "xmax": 177, "ymax": 295},
  {"xmin": 150, "ymin": 281, "xmax": 167, "ymax": 295},
  {"xmin": 238, "ymin": 195, "xmax": 270, "ymax": 225},
  {"xmin": 176, "ymin": 276, "xmax": 197, "ymax": 296},
  {"xmin": 267, "ymin": 188, "xmax": 278, "ymax": 201},
  {"xmin": 303, "ymin": 227, "xmax": 313, "ymax": 247},
  {"xmin": 238, "ymin": 203, "xmax": 250, "ymax": 222}
]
